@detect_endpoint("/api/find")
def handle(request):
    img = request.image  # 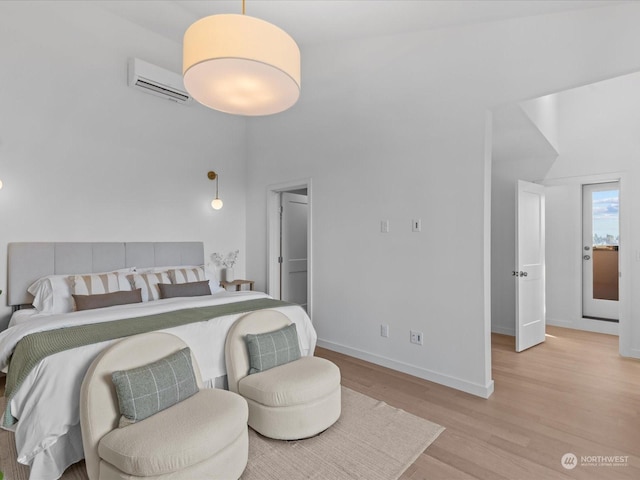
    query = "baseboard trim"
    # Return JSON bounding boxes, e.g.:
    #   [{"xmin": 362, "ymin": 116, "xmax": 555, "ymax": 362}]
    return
[
  {"xmin": 547, "ymin": 317, "xmax": 618, "ymax": 336},
  {"xmin": 317, "ymin": 339, "xmax": 494, "ymax": 399},
  {"xmin": 546, "ymin": 318, "xmax": 572, "ymax": 328},
  {"xmin": 491, "ymin": 325, "xmax": 515, "ymax": 336},
  {"xmin": 620, "ymin": 347, "xmax": 640, "ymax": 359}
]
